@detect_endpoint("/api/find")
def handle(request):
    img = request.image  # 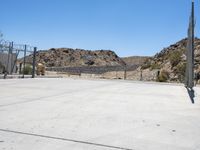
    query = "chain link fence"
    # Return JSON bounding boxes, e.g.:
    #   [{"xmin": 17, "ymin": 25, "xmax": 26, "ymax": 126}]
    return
[{"xmin": 0, "ymin": 40, "xmax": 37, "ymax": 79}]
